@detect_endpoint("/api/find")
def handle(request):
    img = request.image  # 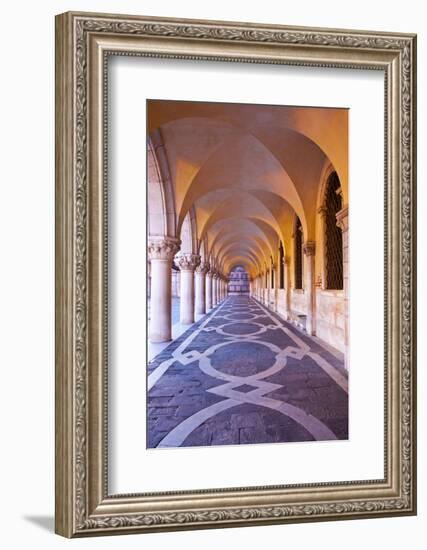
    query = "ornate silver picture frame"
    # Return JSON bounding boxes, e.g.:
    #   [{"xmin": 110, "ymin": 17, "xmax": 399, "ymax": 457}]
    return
[{"xmin": 55, "ymin": 11, "xmax": 417, "ymax": 537}]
